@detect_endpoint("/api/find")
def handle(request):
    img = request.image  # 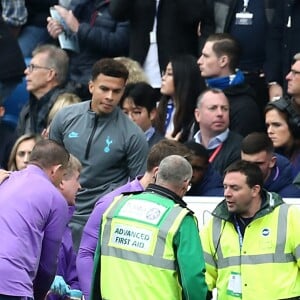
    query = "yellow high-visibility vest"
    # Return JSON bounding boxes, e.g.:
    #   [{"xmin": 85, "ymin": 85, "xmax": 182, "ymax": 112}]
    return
[
  {"xmin": 100, "ymin": 192, "xmax": 190, "ymax": 300},
  {"xmin": 201, "ymin": 203, "xmax": 300, "ymax": 300}
]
